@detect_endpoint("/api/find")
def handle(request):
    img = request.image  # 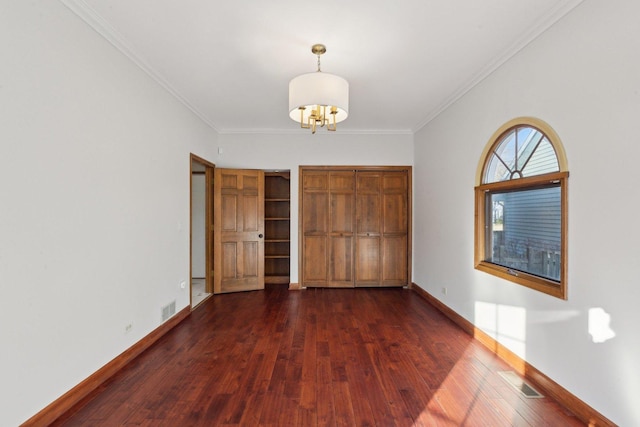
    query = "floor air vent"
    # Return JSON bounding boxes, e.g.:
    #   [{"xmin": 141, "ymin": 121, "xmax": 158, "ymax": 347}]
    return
[
  {"xmin": 498, "ymin": 371, "xmax": 544, "ymax": 398},
  {"xmin": 161, "ymin": 300, "xmax": 176, "ymax": 322}
]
